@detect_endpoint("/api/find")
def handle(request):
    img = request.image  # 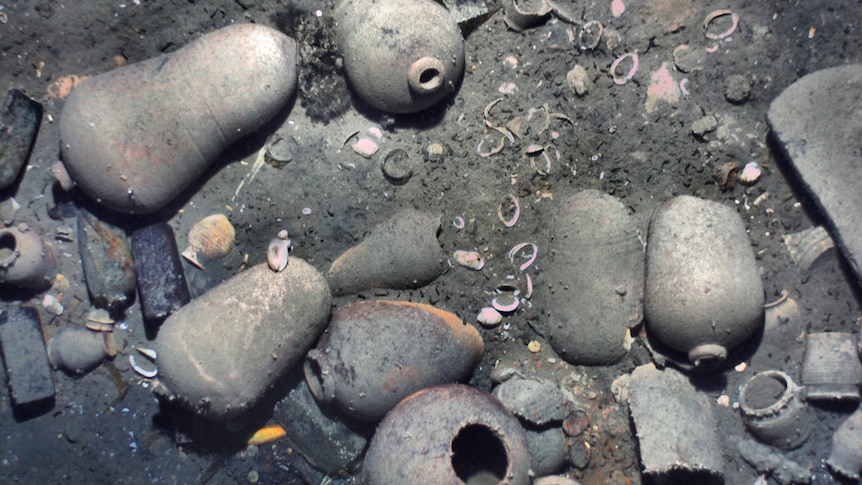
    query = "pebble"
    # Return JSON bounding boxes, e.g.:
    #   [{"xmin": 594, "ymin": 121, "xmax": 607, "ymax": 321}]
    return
[{"xmin": 724, "ymin": 74, "xmax": 751, "ymax": 104}]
